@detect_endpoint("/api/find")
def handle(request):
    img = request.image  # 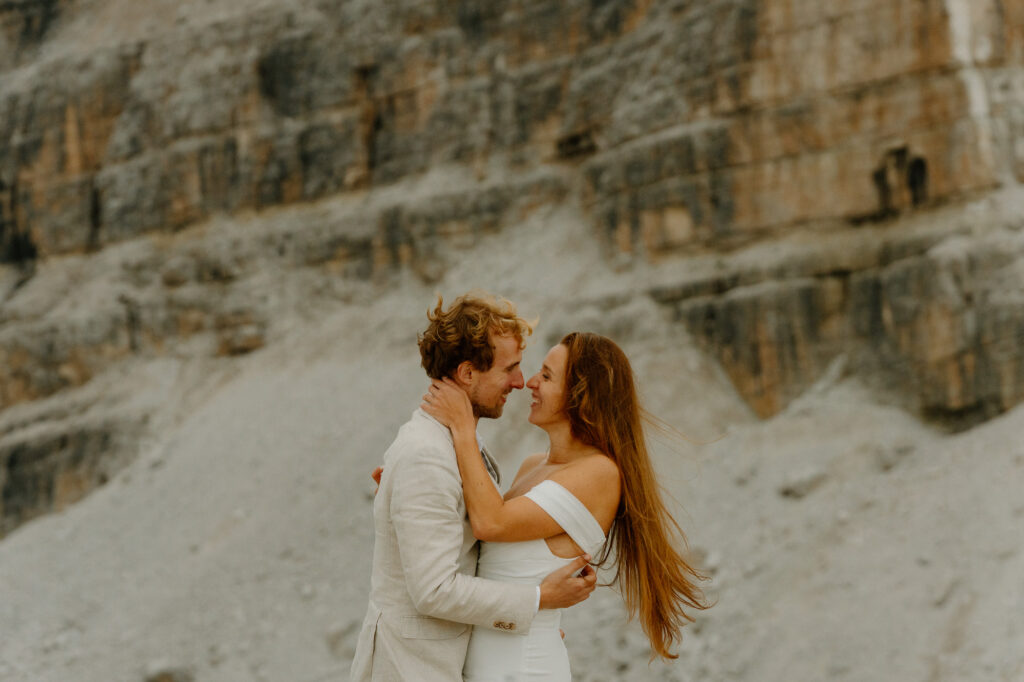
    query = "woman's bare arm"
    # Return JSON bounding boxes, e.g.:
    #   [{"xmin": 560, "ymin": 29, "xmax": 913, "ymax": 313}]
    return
[{"xmin": 423, "ymin": 379, "xmax": 618, "ymax": 542}]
